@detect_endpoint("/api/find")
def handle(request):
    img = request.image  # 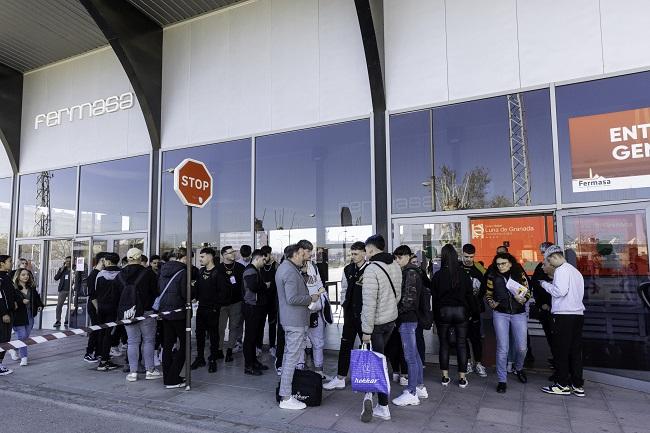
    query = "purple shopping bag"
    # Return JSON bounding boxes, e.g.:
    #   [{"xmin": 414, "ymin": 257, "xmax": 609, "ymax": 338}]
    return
[{"xmin": 350, "ymin": 344, "xmax": 391, "ymax": 395}]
